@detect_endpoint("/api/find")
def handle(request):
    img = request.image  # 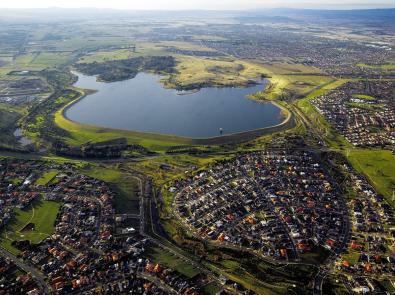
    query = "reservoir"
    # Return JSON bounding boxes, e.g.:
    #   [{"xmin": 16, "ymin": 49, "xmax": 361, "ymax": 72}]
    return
[{"xmin": 66, "ymin": 72, "xmax": 283, "ymax": 138}]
